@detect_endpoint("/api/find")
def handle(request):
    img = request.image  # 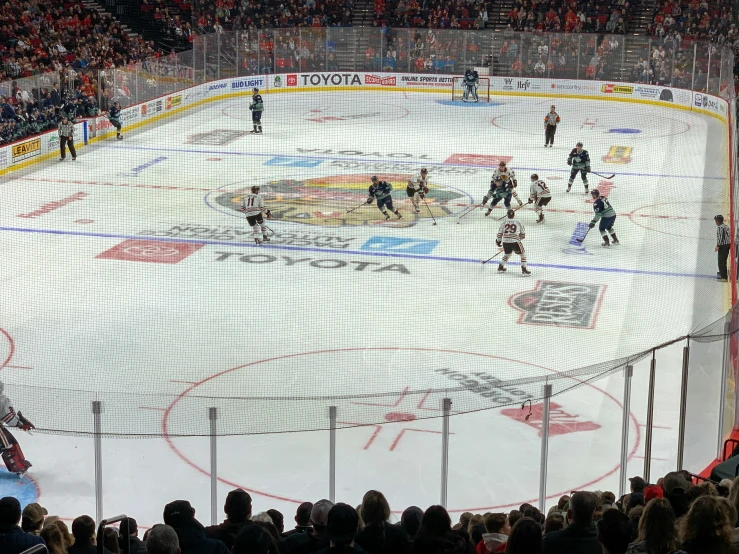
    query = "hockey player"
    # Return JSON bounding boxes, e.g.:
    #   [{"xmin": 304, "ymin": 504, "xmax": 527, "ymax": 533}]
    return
[
  {"xmin": 107, "ymin": 101, "xmax": 123, "ymax": 140},
  {"xmin": 482, "ymin": 178, "xmax": 515, "ymax": 216},
  {"xmin": 528, "ymin": 174, "xmax": 551, "ymax": 223},
  {"xmin": 496, "ymin": 209, "xmax": 531, "ymax": 275},
  {"xmin": 0, "ymin": 381, "xmax": 35, "ymax": 476},
  {"xmin": 406, "ymin": 167, "xmax": 429, "ymax": 213},
  {"xmin": 589, "ymin": 189, "xmax": 619, "ymax": 247},
  {"xmin": 368, "ymin": 176, "xmax": 402, "ymax": 220},
  {"xmin": 567, "ymin": 142, "xmax": 590, "ymax": 193},
  {"xmin": 240, "ymin": 185, "xmax": 272, "ymax": 245},
  {"xmin": 249, "ymin": 88, "xmax": 264, "ymax": 134},
  {"xmin": 544, "ymin": 105, "xmax": 560, "ymax": 147},
  {"xmin": 462, "ymin": 68, "xmax": 479, "ymax": 102},
  {"xmin": 492, "ymin": 161, "xmax": 523, "ymax": 206}
]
